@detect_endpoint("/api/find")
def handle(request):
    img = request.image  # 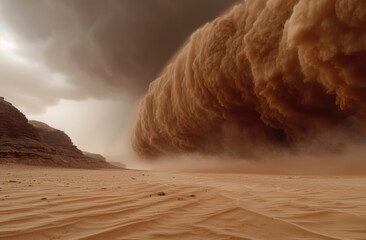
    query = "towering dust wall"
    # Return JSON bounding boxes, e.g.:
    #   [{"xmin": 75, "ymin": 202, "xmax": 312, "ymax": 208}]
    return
[{"xmin": 133, "ymin": 0, "xmax": 366, "ymax": 158}]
